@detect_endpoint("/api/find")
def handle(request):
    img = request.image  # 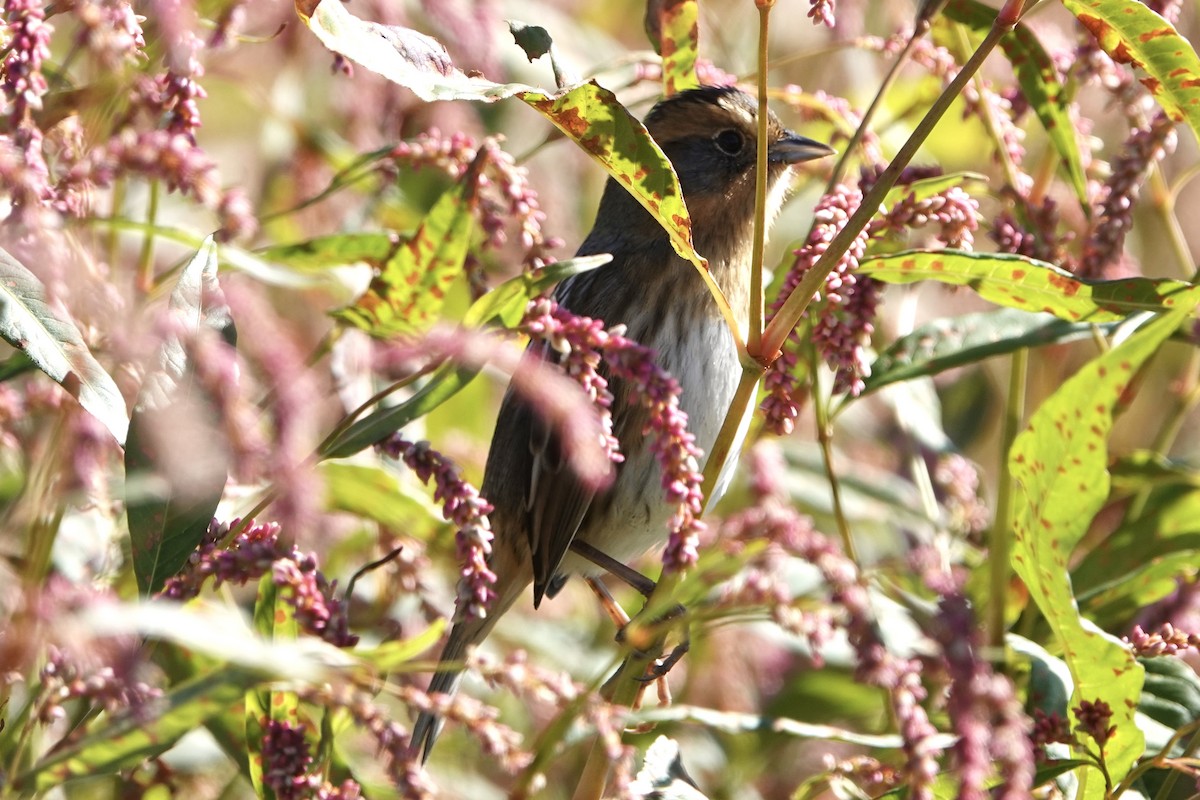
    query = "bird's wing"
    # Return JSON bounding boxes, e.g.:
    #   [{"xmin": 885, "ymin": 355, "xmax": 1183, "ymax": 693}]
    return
[{"xmin": 524, "ymin": 337, "xmax": 597, "ymax": 606}]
